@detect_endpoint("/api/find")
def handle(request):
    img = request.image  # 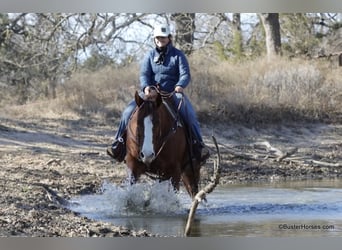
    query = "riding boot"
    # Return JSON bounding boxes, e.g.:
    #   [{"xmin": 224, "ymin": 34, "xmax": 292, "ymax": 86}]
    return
[
  {"xmin": 107, "ymin": 131, "xmax": 127, "ymax": 162},
  {"xmin": 199, "ymin": 142, "xmax": 210, "ymax": 165}
]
